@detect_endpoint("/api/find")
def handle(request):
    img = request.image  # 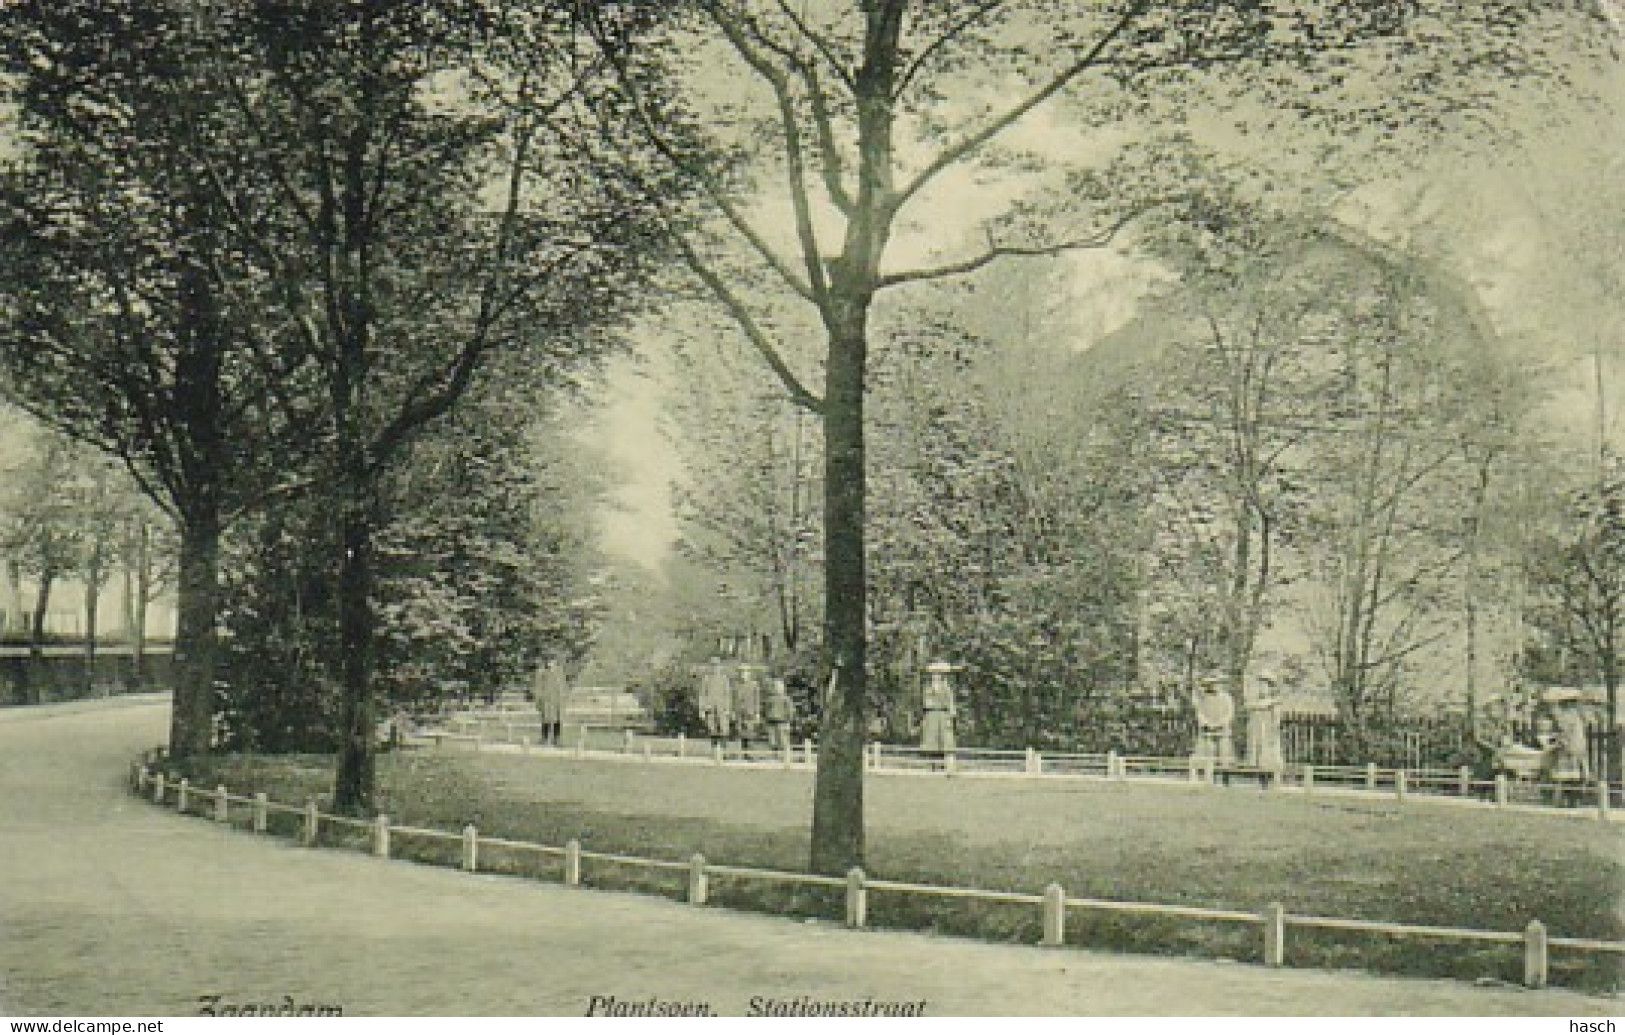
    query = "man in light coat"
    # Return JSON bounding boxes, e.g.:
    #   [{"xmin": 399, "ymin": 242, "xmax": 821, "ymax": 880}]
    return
[{"xmin": 533, "ymin": 659, "xmax": 568, "ymax": 747}]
